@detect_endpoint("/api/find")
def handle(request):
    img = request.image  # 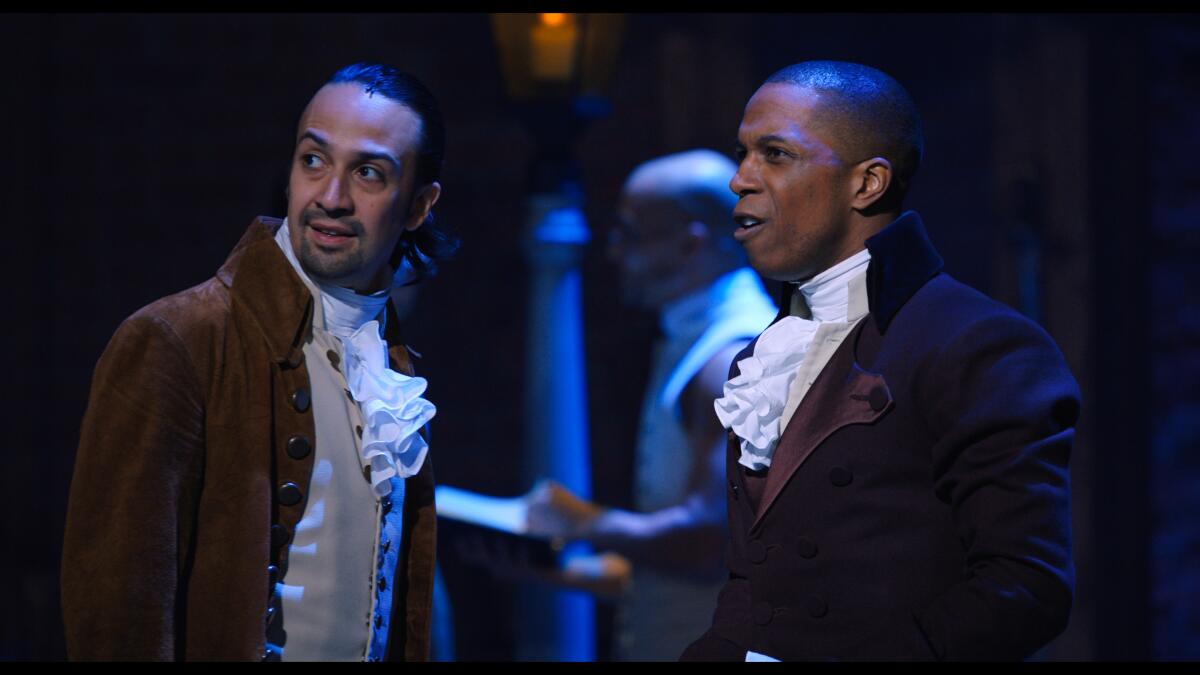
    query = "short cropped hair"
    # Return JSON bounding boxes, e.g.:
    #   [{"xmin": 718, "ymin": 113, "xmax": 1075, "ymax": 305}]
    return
[
  {"xmin": 765, "ymin": 61, "xmax": 924, "ymax": 211},
  {"xmin": 326, "ymin": 62, "xmax": 458, "ymax": 282}
]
